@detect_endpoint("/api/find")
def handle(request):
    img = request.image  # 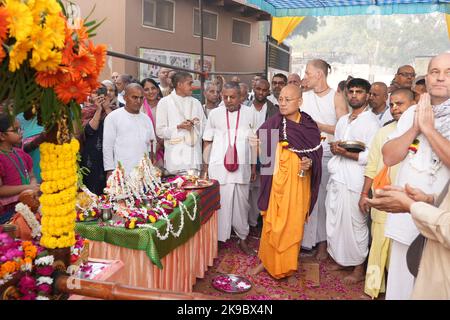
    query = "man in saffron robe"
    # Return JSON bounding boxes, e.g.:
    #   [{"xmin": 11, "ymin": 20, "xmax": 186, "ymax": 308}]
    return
[{"xmin": 251, "ymin": 85, "xmax": 323, "ymax": 279}]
